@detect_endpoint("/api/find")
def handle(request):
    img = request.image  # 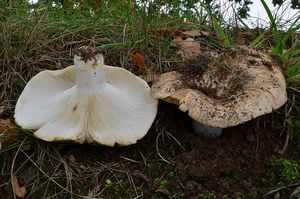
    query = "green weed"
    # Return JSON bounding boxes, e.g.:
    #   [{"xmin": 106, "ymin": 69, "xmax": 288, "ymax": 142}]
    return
[{"xmin": 267, "ymin": 159, "xmax": 300, "ymax": 186}]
